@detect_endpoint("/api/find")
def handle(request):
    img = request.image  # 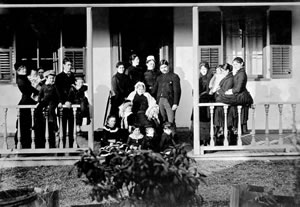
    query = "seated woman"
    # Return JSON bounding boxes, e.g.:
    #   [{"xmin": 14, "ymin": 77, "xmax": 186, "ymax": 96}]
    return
[
  {"xmin": 126, "ymin": 82, "xmax": 158, "ymax": 130},
  {"xmin": 214, "ymin": 63, "xmax": 234, "ymax": 144},
  {"xmin": 221, "ymin": 57, "xmax": 254, "ymax": 136}
]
